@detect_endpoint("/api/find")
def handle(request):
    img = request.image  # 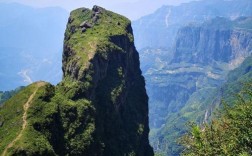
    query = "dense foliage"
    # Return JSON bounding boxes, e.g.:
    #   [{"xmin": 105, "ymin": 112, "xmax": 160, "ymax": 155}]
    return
[
  {"xmin": 0, "ymin": 87, "xmax": 24, "ymax": 105},
  {"xmin": 180, "ymin": 83, "xmax": 252, "ymax": 155}
]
